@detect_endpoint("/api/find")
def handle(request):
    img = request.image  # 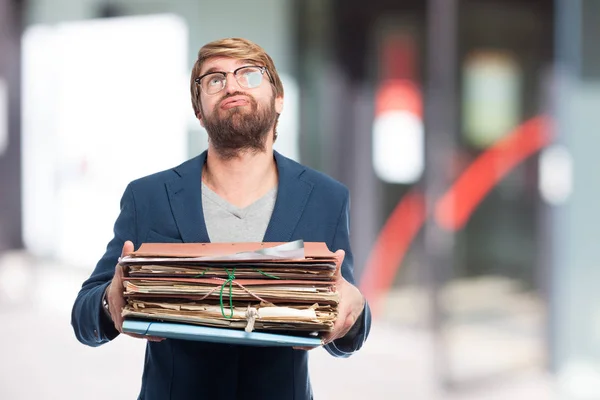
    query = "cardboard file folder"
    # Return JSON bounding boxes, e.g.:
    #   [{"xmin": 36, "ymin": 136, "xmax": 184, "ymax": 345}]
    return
[
  {"xmin": 119, "ymin": 241, "xmax": 339, "ymax": 346},
  {"xmin": 122, "ymin": 320, "xmax": 323, "ymax": 347}
]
